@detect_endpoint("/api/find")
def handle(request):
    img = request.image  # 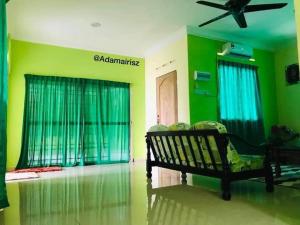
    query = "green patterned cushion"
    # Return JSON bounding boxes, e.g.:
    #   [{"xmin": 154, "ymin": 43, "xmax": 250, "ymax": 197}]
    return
[
  {"xmin": 148, "ymin": 123, "xmax": 193, "ymax": 165},
  {"xmin": 169, "ymin": 122, "xmax": 191, "ymax": 131},
  {"xmin": 191, "ymin": 121, "xmax": 264, "ymax": 172},
  {"xmin": 168, "ymin": 123, "xmax": 193, "ymax": 164},
  {"xmin": 191, "ymin": 121, "xmax": 227, "ymax": 133},
  {"xmin": 148, "ymin": 125, "xmax": 168, "ymax": 132},
  {"xmin": 191, "ymin": 121, "xmax": 240, "ymax": 165},
  {"xmin": 148, "ymin": 125, "xmax": 169, "ymax": 161},
  {"xmin": 231, "ymin": 155, "xmax": 264, "ymax": 172}
]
